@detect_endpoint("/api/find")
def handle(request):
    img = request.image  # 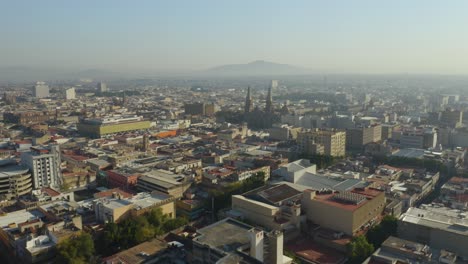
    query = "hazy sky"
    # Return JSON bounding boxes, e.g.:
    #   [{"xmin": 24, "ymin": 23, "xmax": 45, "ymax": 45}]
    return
[{"xmin": 1, "ymin": 0, "xmax": 468, "ymax": 74}]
